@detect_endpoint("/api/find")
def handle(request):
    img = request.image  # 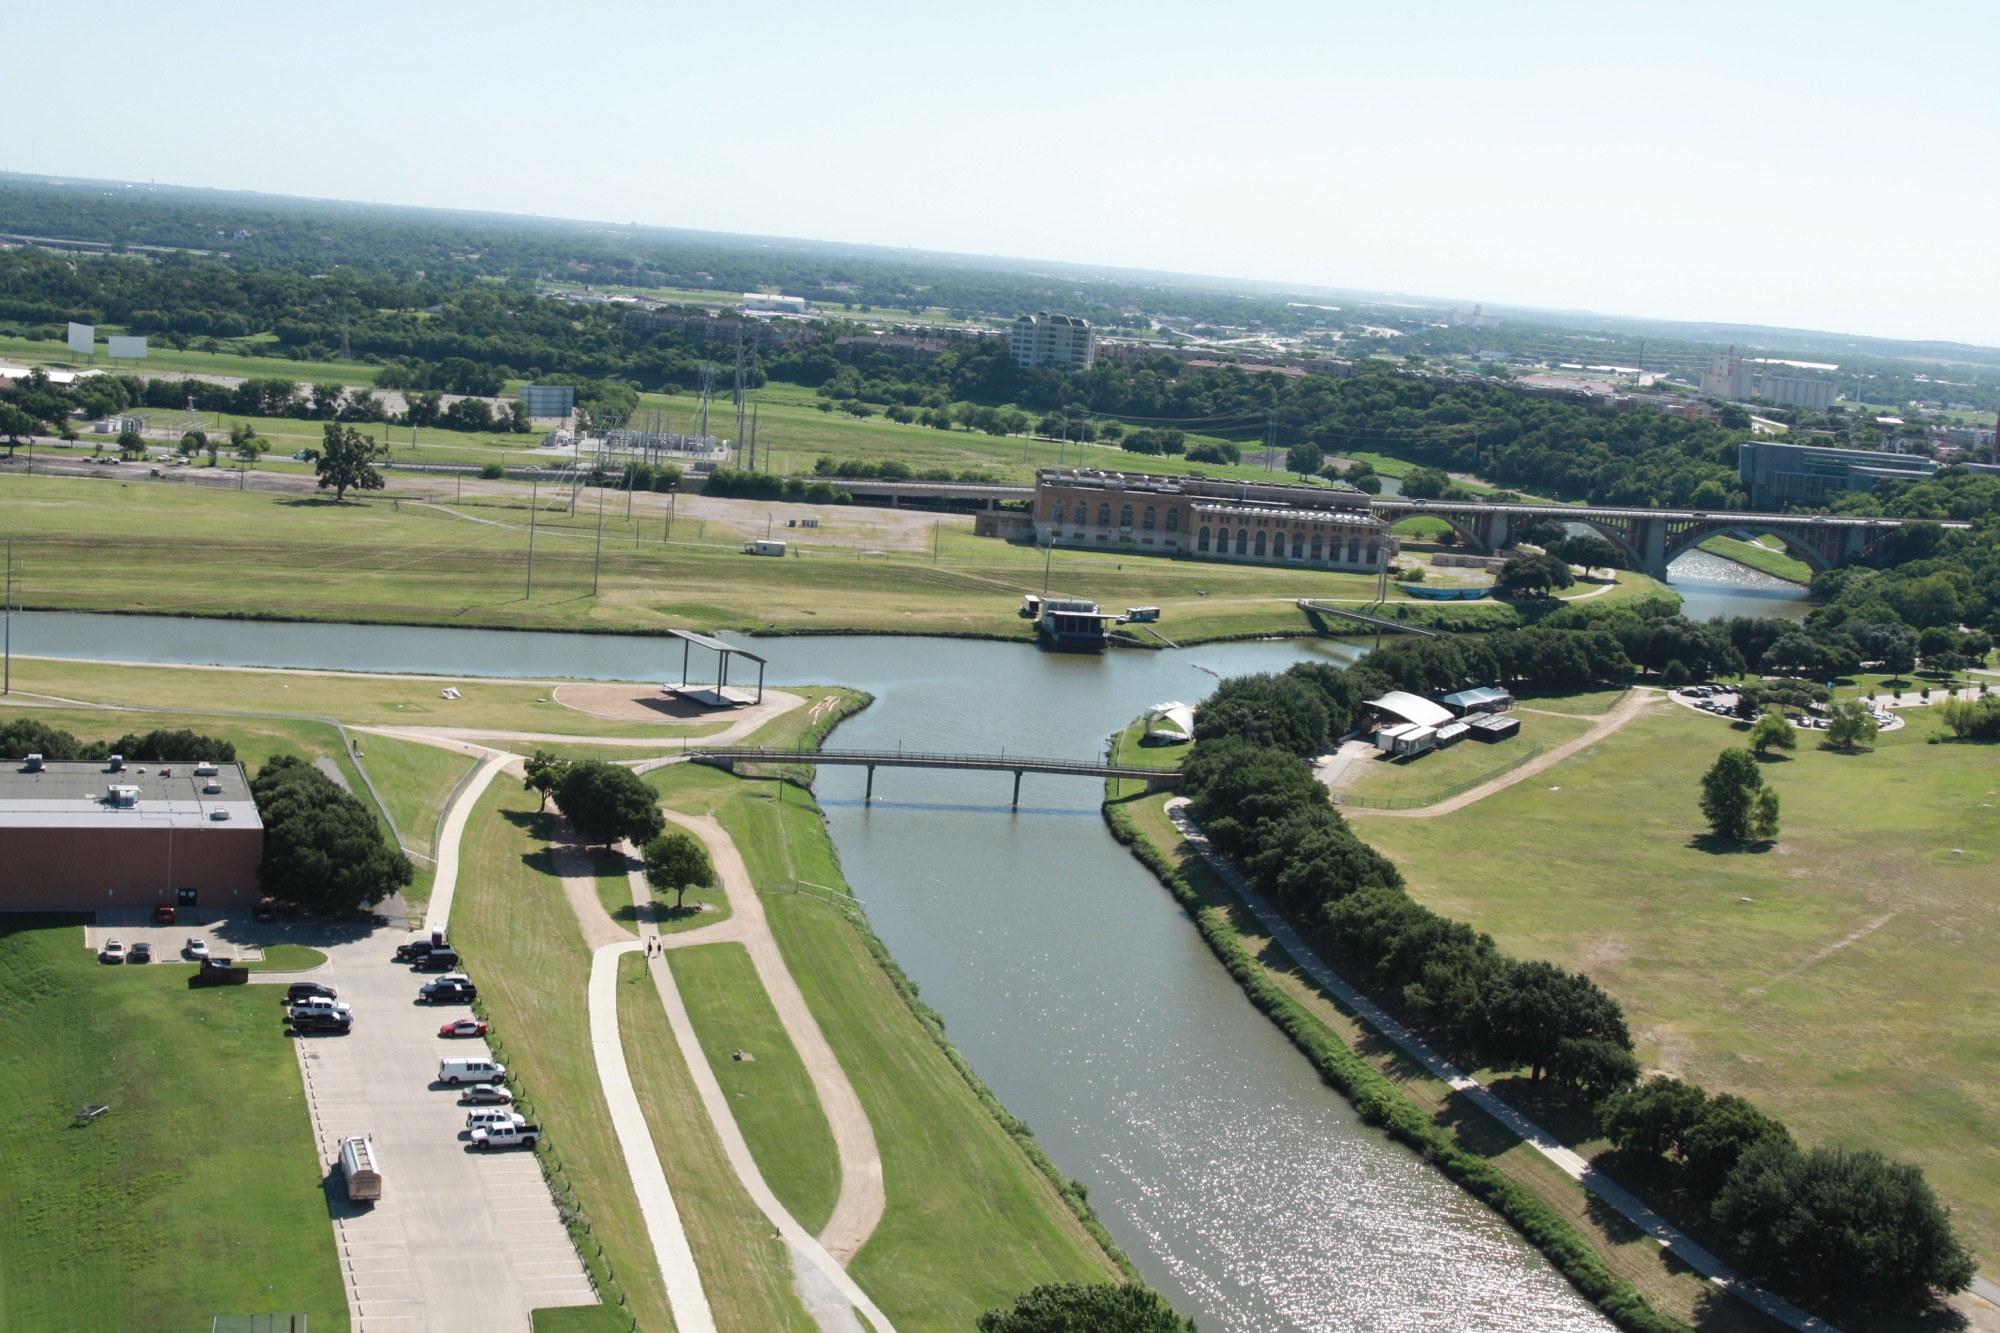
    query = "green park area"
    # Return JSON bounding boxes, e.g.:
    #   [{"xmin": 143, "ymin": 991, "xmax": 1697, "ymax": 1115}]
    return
[
  {"xmin": 1698, "ymin": 533, "xmax": 1813, "ymax": 584},
  {"xmin": 0, "ymin": 914, "xmax": 349, "ymax": 1331},
  {"xmin": 0, "ymin": 472, "xmax": 1668, "ymax": 642},
  {"xmin": 1356, "ymin": 699, "xmax": 2000, "ymax": 1271},
  {"xmin": 647, "ymin": 762, "xmax": 1125, "ymax": 1328}
]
